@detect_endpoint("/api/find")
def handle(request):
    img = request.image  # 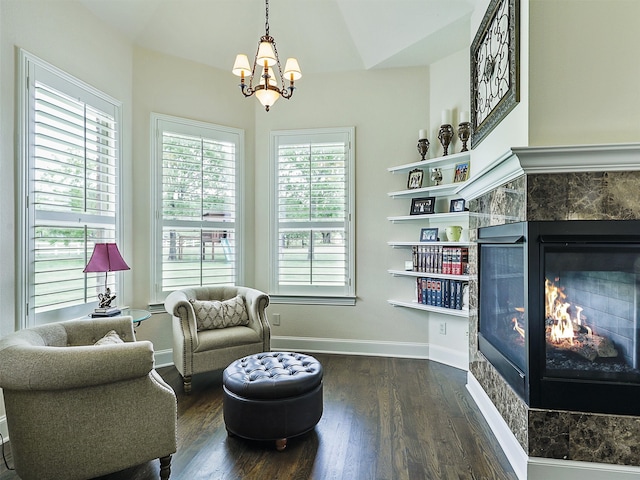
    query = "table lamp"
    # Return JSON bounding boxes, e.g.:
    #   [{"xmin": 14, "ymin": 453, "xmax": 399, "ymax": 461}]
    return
[{"xmin": 83, "ymin": 243, "xmax": 130, "ymax": 313}]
